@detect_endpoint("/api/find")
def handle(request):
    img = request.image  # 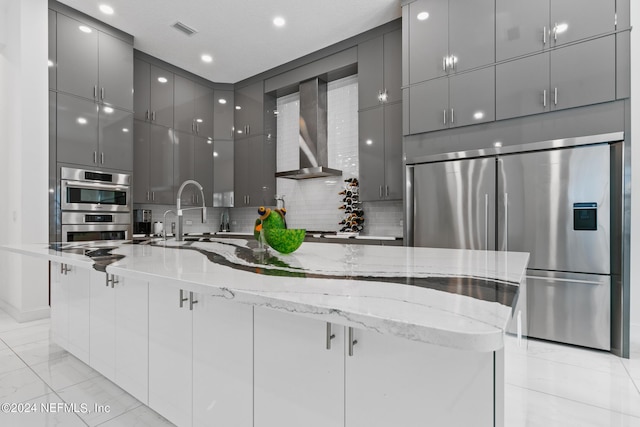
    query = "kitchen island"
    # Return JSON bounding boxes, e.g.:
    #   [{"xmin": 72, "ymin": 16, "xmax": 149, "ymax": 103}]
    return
[{"xmin": 2, "ymin": 238, "xmax": 528, "ymax": 427}]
